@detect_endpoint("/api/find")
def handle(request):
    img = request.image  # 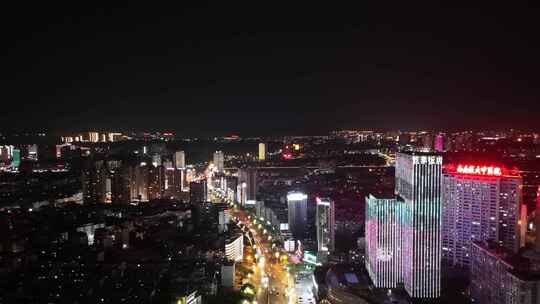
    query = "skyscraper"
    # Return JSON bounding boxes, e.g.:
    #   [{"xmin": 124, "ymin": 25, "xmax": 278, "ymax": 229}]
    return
[
  {"xmin": 365, "ymin": 194, "xmax": 405, "ymax": 288},
  {"xmin": 258, "ymin": 143, "xmax": 266, "ymax": 161},
  {"xmin": 434, "ymin": 134, "xmax": 444, "ymax": 152},
  {"xmin": 287, "ymin": 191, "xmax": 308, "ymax": 241},
  {"xmin": 366, "ymin": 151, "xmax": 443, "ymax": 298},
  {"xmin": 396, "ymin": 151, "xmax": 443, "ymax": 298},
  {"xmin": 442, "ymin": 164, "xmax": 523, "ymax": 268},
  {"xmin": 469, "ymin": 185, "xmax": 540, "ymax": 304},
  {"xmin": 213, "ymin": 151, "xmax": 224, "ymax": 173},
  {"xmin": 11, "ymin": 148, "xmax": 21, "ymax": 168},
  {"xmin": 88, "ymin": 131, "xmax": 99, "ymax": 143},
  {"xmin": 238, "ymin": 168, "xmax": 257, "ymax": 204},
  {"xmin": 174, "ymin": 151, "xmax": 185, "ymax": 169},
  {"xmin": 316, "ymin": 197, "xmax": 335, "ymax": 253}
]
